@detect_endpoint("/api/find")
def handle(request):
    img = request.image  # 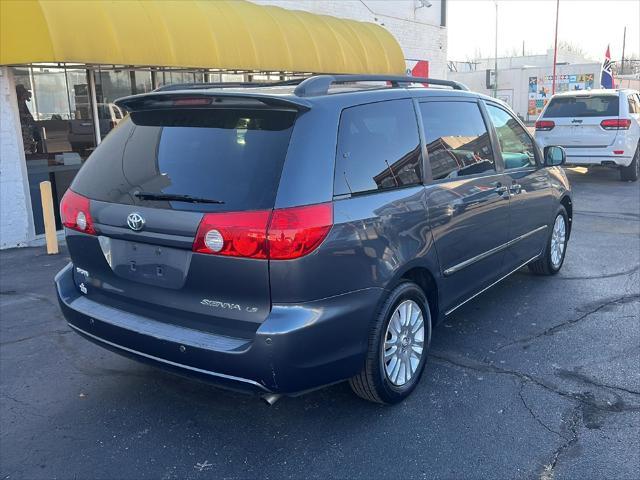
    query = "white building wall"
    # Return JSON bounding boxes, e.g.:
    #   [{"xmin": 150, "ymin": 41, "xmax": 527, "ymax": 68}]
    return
[
  {"xmin": 0, "ymin": 66, "xmax": 34, "ymax": 249},
  {"xmin": 251, "ymin": 0, "xmax": 448, "ymax": 78},
  {"xmin": 450, "ymin": 62, "xmax": 602, "ymax": 122},
  {"xmin": 452, "ymin": 49, "xmax": 594, "ymax": 73}
]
